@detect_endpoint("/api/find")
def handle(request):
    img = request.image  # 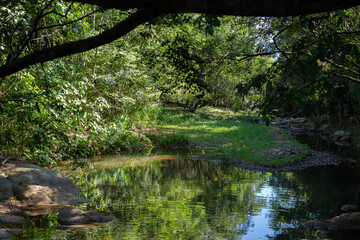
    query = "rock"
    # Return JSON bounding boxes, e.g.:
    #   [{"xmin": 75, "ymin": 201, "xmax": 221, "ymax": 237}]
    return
[
  {"xmin": 0, "ymin": 214, "xmax": 24, "ymax": 224},
  {"xmin": 304, "ymin": 212, "xmax": 360, "ymax": 231},
  {"xmin": 340, "ymin": 135, "xmax": 351, "ymax": 142},
  {"xmin": 334, "ymin": 130, "xmax": 346, "ymax": 137},
  {"xmin": 332, "ymin": 130, "xmax": 348, "ymax": 141},
  {"xmin": 5, "ymin": 163, "xmax": 88, "ymax": 207},
  {"xmin": 9, "ymin": 163, "xmax": 81, "ymax": 196},
  {"xmin": 318, "ymin": 124, "xmax": 328, "ymax": 132},
  {"xmin": 290, "ymin": 127, "xmax": 308, "ymax": 135},
  {"xmin": 0, "ymin": 228, "xmax": 21, "ymax": 239},
  {"xmin": 305, "ymin": 122, "xmax": 316, "ymax": 131},
  {"xmin": 0, "ymin": 229, "xmax": 11, "ymax": 239},
  {"xmin": 57, "ymin": 207, "xmax": 116, "ymax": 225},
  {"xmin": 341, "ymin": 204, "xmax": 360, "ymax": 213},
  {"xmin": 0, "ymin": 177, "xmax": 14, "ymax": 200},
  {"xmin": 14, "ymin": 185, "xmax": 88, "ymax": 207},
  {"xmin": 23, "ymin": 205, "xmax": 68, "ymax": 217}
]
